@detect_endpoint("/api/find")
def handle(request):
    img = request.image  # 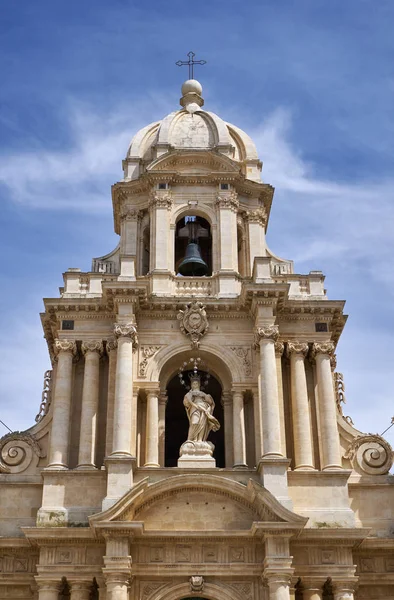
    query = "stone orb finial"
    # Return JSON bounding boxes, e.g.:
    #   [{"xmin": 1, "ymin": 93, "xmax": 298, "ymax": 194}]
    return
[{"xmin": 181, "ymin": 79, "xmax": 203, "ymax": 96}]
